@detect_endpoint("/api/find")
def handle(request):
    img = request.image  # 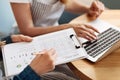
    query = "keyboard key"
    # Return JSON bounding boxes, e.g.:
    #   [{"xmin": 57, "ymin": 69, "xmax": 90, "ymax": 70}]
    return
[{"xmin": 84, "ymin": 28, "xmax": 120, "ymax": 58}]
